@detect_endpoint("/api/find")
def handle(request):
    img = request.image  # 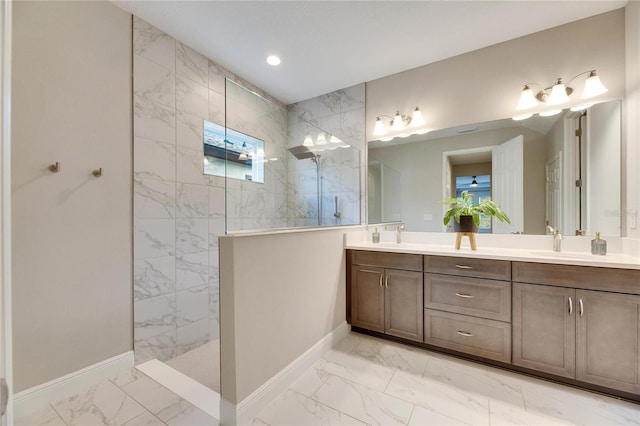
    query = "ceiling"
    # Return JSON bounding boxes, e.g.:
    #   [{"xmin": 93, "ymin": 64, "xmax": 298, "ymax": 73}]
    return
[{"xmin": 113, "ymin": 1, "xmax": 627, "ymax": 105}]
